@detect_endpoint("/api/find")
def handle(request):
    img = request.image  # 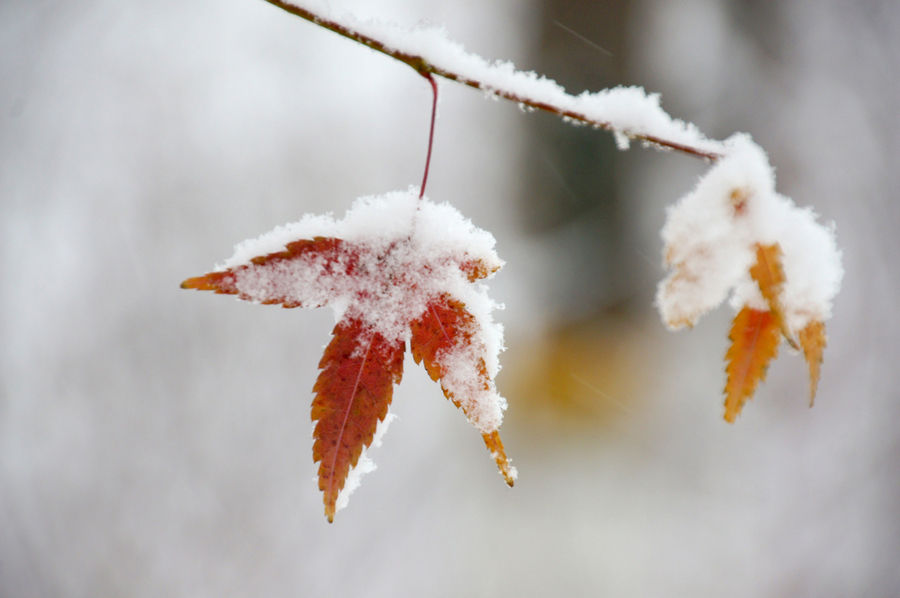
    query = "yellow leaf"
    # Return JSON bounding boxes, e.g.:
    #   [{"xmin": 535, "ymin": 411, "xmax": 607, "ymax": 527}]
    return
[
  {"xmin": 724, "ymin": 307, "xmax": 781, "ymax": 423},
  {"xmin": 799, "ymin": 320, "xmax": 826, "ymax": 406},
  {"xmin": 749, "ymin": 243, "xmax": 797, "ymax": 348}
]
